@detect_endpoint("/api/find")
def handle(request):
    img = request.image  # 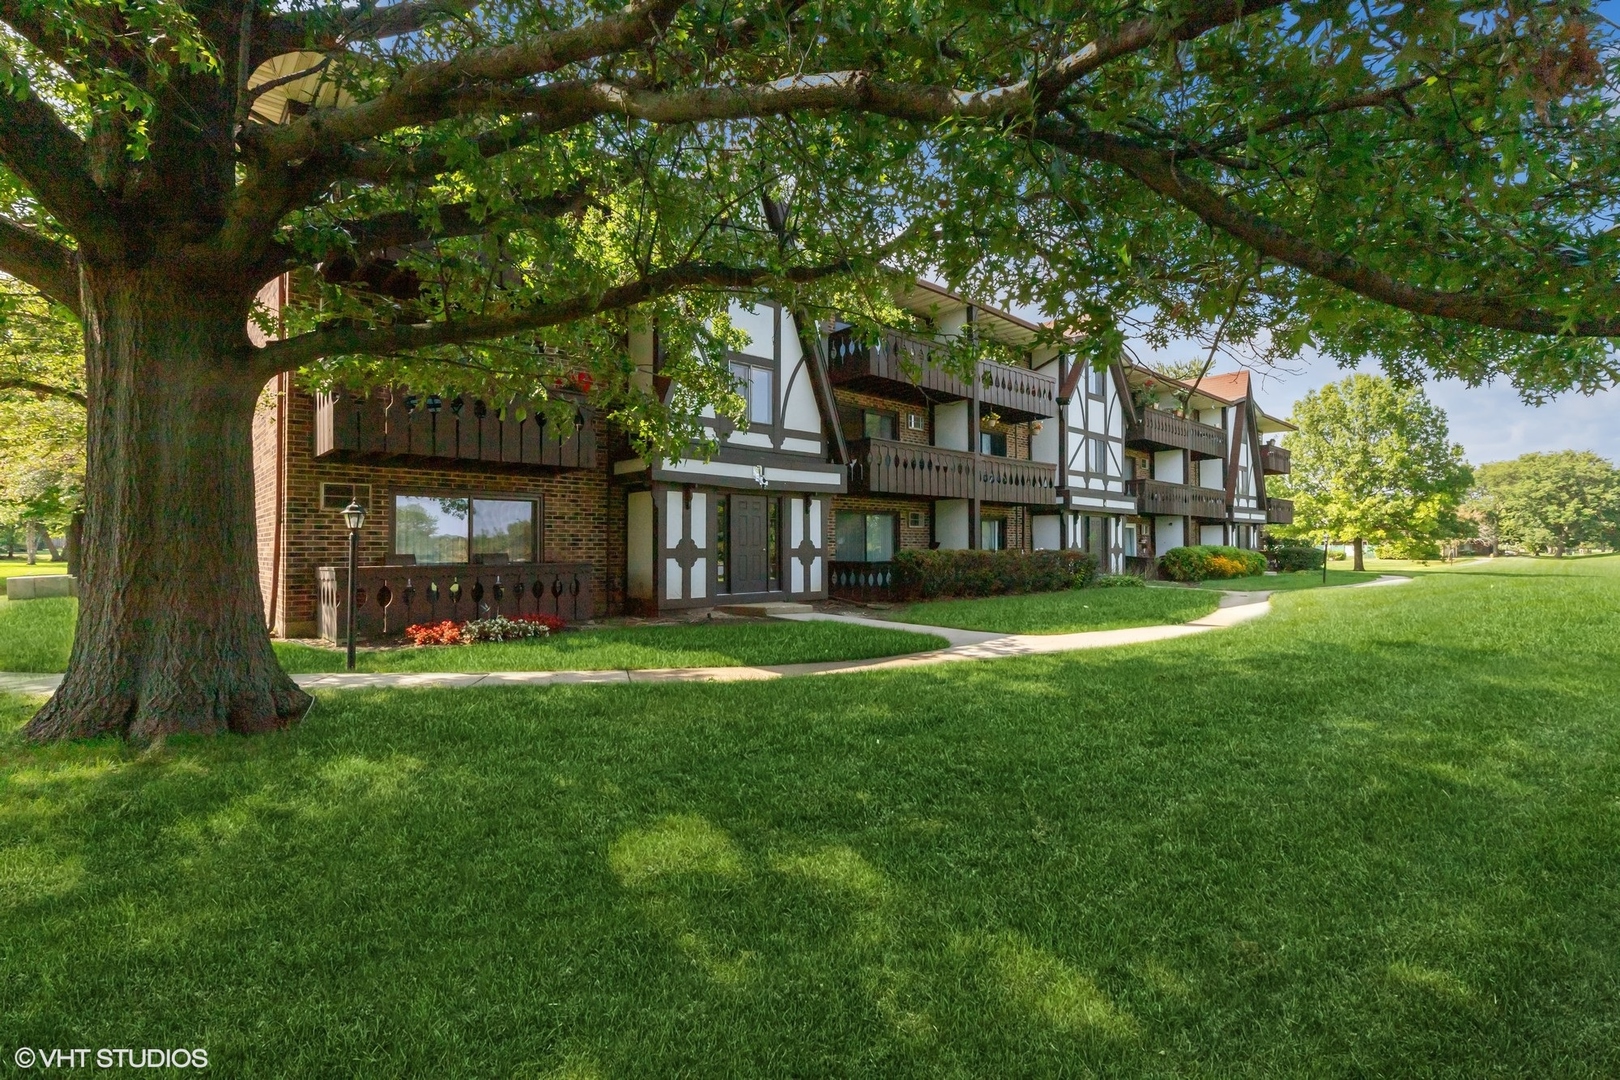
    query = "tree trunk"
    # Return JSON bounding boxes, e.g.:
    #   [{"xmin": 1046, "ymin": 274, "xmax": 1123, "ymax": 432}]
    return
[
  {"xmin": 26, "ymin": 269, "xmax": 309, "ymax": 742},
  {"xmin": 45, "ymin": 531, "xmax": 61, "ymax": 561},
  {"xmin": 1352, "ymin": 537, "xmax": 1364, "ymax": 571},
  {"xmin": 24, "ymin": 522, "xmax": 38, "ymax": 565}
]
